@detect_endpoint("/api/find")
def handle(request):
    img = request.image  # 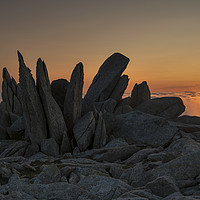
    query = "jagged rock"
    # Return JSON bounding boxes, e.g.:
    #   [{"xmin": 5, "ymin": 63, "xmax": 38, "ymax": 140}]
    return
[
  {"xmin": 41, "ymin": 138, "xmax": 59, "ymax": 156},
  {"xmin": 36, "ymin": 58, "xmax": 71, "ymax": 153},
  {"xmin": 110, "ymin": 75, "xmax": 129, "ymax": 102},
  {"xmin": 146, "ymin": 176, "xmax": 180, "ymax": 198},
  {"xmin": 18, "ymin": 51, "xmax": 47, "ymax": 144},
  {"xmin": 114, "ymin": 104, "xmax": 133, "ymax": 114},
  {"xmin": 64, "ymin": 62, "xmax": 84, "ymax": 136},
  {"xmin": 91, "ymin": 98, "xmax": 117, "ymax": 113},
  {"xmin": 104, "ymin": 138, "xmax": 129, "ymax": 148},
  {"xmin": 34, "ymin": 164, "xmax": 61, "ymax": 184},
  {"xmin": 0, "ymin": 125, "xmax": 8, "ymax": 139},
  {"xmin": 9, "ymin": 112, "xmax": 20, "ymax": 124},
  {"xmin": 134, "ymin": 97, "xmax": 185, "ymax": 119},
  {"xmin": 0, "ymin": 102, "xmax": 11, "ymax": 128},
  {"xmin": 0, "ymin": 141, "xmax": 28, "ymax": 158},
  {"xmin": 84, "ymin": 53, "xmax": 130, "ymax": 105},
  {"xmin": 104, "ymin": 111, "xmax": 178, "ymax": 147},
  {"xmin": 68, "ymin": 172, "xmax": 80, "ymax": 184},
  {"xmin": 24, "ymin": 144, "xmax": 39, "ymax": 157},
  {"xmin": 148, "ymin": 150, "xmax": 200, "ymax": 181},
  {"xmin": 93, "ymin": 112, "xmax": 107, "ymax": 149},
  {"xmin": 78, "ymin": 174, "xmax": 133, "ymax": 200},
  {"xmin": 51, "ymin": 78, "xmax": 69, "ymax": 111},
  {"xmin": 73, "ymin": 111, "xmax": 95, "ymax": 151},
  {"xmin": 0, "ymin": 140, "xmax": 17, "ymax": 154},
  {"xmin": 7, "ymin": 116, "xmax": 25, "ymax": 140},
  {"xmin": 147, "ymin": 152, "xmax": 167, "ymax": 162},
  {"xmin": 166, "ymin": 137, "xmax": 200, "ymax": 155},
  {"xmin": 130, "ymin": 81, "xmax": 151, "ymax": 108}
]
